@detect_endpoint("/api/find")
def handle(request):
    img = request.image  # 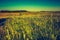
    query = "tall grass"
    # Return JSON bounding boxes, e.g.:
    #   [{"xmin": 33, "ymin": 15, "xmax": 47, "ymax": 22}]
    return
[{"xmin": 2, "ymin": 15, "xmax": 60, "ymax": 40}]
